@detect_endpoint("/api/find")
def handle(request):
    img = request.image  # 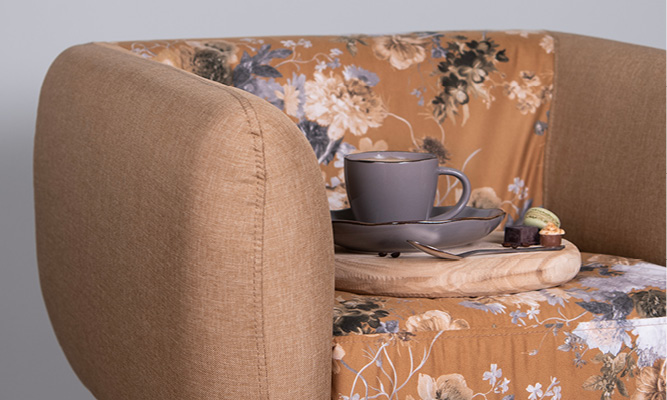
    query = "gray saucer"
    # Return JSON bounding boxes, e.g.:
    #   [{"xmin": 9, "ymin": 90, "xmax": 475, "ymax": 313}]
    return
[{"xmin": 331, "ymin": 206, "xmax": 506, "ymax": 253}]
